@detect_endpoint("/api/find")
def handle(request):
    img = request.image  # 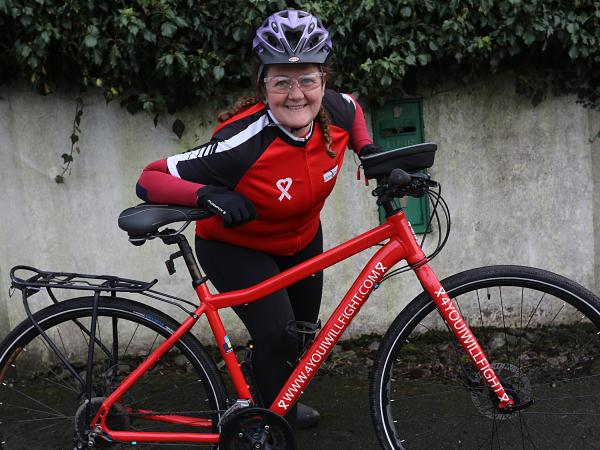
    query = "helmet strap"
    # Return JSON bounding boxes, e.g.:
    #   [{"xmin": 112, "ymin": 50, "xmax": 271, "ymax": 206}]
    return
[{"xmin": 257, "ymin": 64, "xmax": 265, "ymax": 85}]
